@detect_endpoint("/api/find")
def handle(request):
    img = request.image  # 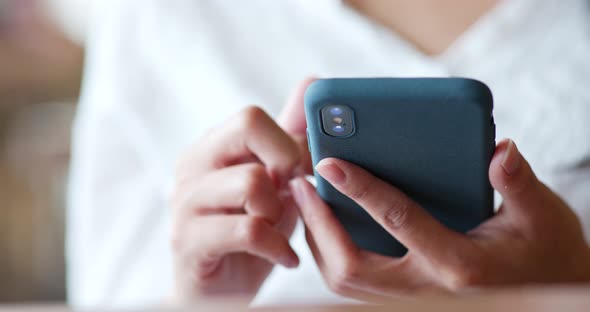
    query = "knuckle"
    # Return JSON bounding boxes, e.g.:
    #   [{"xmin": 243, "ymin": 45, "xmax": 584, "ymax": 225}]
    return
[
  {"xmin": 327, "ymin": 258, "xmax": 360, "ymax": 295},
  {"xmin": 237, "ymin": 217, "xmax": 267, "ymax": 247},
  {"xmin": 505, "ymin": 162, "xmax": 539, "ymax": 196},
  {"xmin": 506, "ymin": 177, "xmax": 530, "ymax": 197},
  {"xmin": 169, "ymin": 179, "xmax": 203, "ymax": 214},
  {"xmin": 347, "ymin": 180, "xmax": 372, "ymax": 202},
  {"xmin": 383, "ymin": 199, "xmax": 411, "ymax": 230},
  {"xmin": 243, "ymin": 165, "xmax": 270, "ymax": 196},
  {"xmin": 326, "ymin": 277, "xmax": 348, "ymax": 296},
  {"xmin": 447, "ymin": 266, "xmax": 484, "ymax": 290},
  {"xmin": 238, "ymin": 106, "xmax": 268, "ymax": 130}
]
